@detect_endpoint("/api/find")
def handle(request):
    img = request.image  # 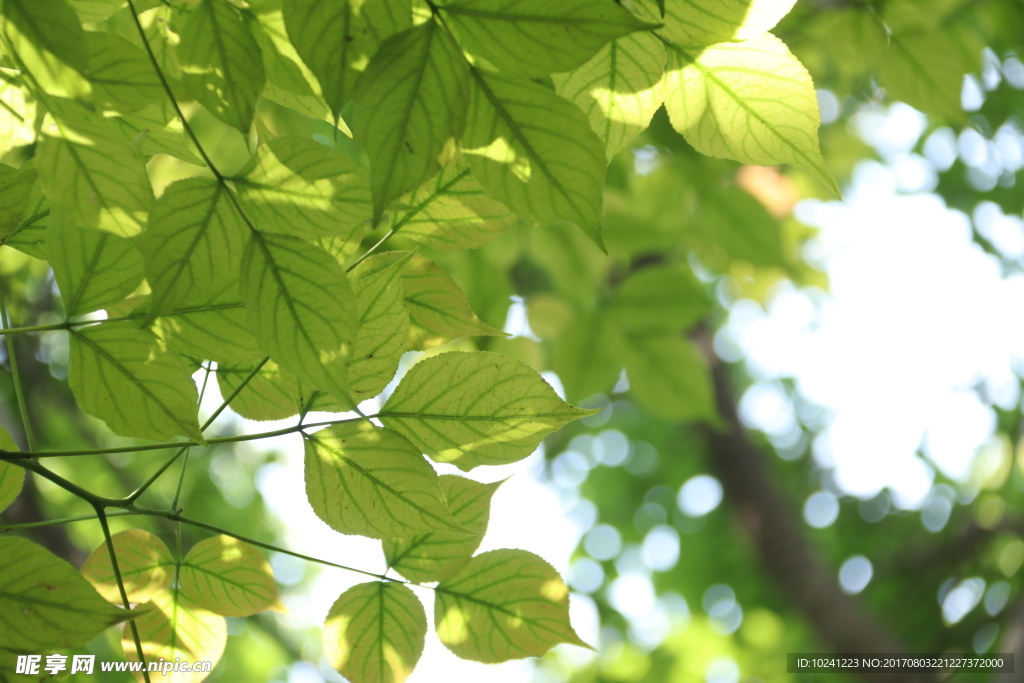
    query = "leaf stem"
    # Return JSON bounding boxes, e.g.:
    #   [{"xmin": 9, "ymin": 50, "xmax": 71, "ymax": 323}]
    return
[
  {"xmin": 0, "ymin": 284, "xmax": 37, "ymax": 450},
  {"xmin": 0, "ymin": 510, "xmax": 137, "ymax": 531}
]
